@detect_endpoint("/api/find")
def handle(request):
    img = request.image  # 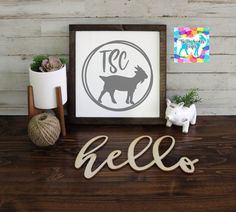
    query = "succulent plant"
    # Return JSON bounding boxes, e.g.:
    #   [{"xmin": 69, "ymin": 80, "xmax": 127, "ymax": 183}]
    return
[
  {"xmin": 39, "ymin": 56, "xmax": 64, "ymax": 72},
  {"xmin": 31, "ymin": 55, "xmax": 68, "ymax": 72},
  {"xmin": 30, "ymin": 55, "xmax": 48, "ymax": 72}
]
